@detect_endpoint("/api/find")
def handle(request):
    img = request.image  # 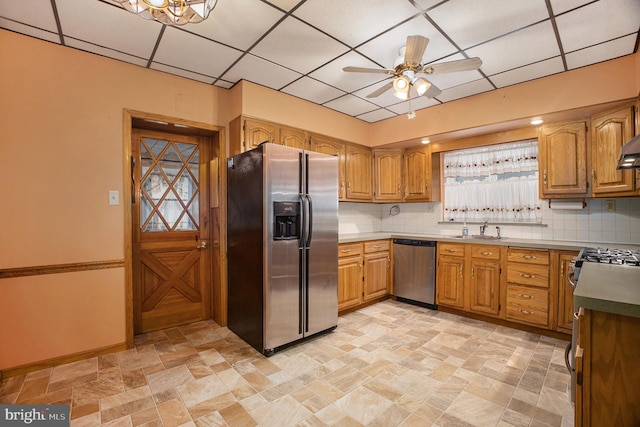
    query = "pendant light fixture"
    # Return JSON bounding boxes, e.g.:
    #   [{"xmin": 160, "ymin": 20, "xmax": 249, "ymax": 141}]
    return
[{"xmin": 115, "ymin": 0, "xmax": 218, "ymax": 25}]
